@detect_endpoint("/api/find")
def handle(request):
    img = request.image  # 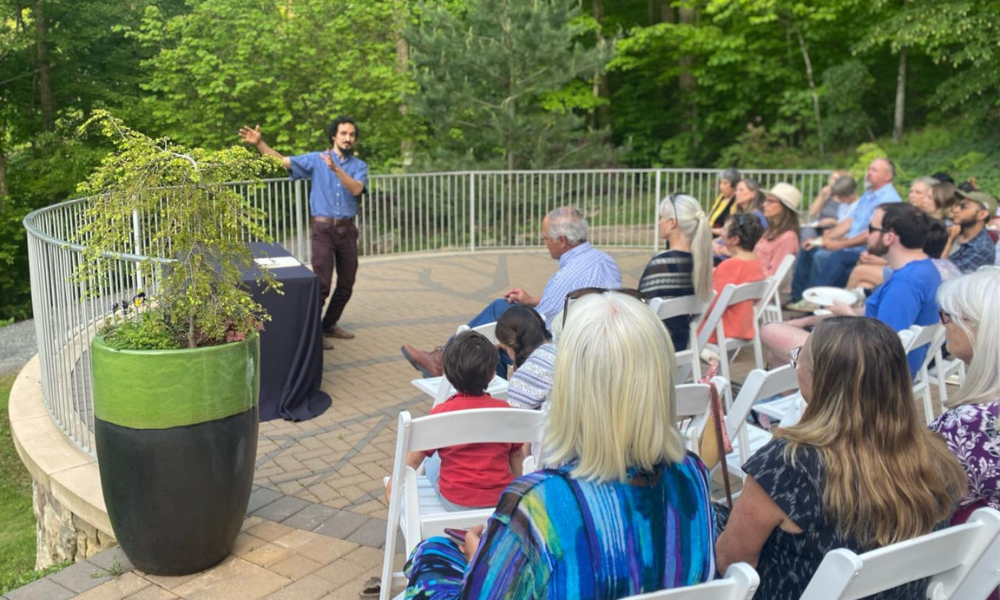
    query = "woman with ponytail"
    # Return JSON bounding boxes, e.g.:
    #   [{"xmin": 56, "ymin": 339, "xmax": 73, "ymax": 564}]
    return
[{"xmin": 639, "ymin": 193, "xmax": 714, "ymax": 351}]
